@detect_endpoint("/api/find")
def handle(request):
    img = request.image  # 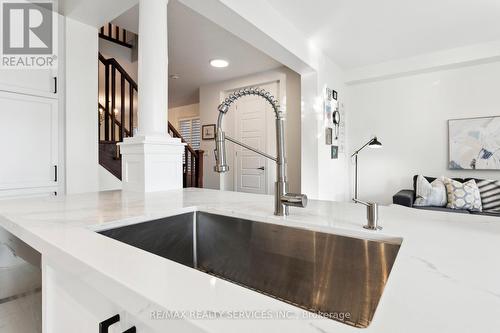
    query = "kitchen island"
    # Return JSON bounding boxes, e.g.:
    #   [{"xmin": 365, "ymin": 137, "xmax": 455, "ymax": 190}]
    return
[{"xmin": 0, "ymin": 188, "xmax": 498, "ymax": 332}]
